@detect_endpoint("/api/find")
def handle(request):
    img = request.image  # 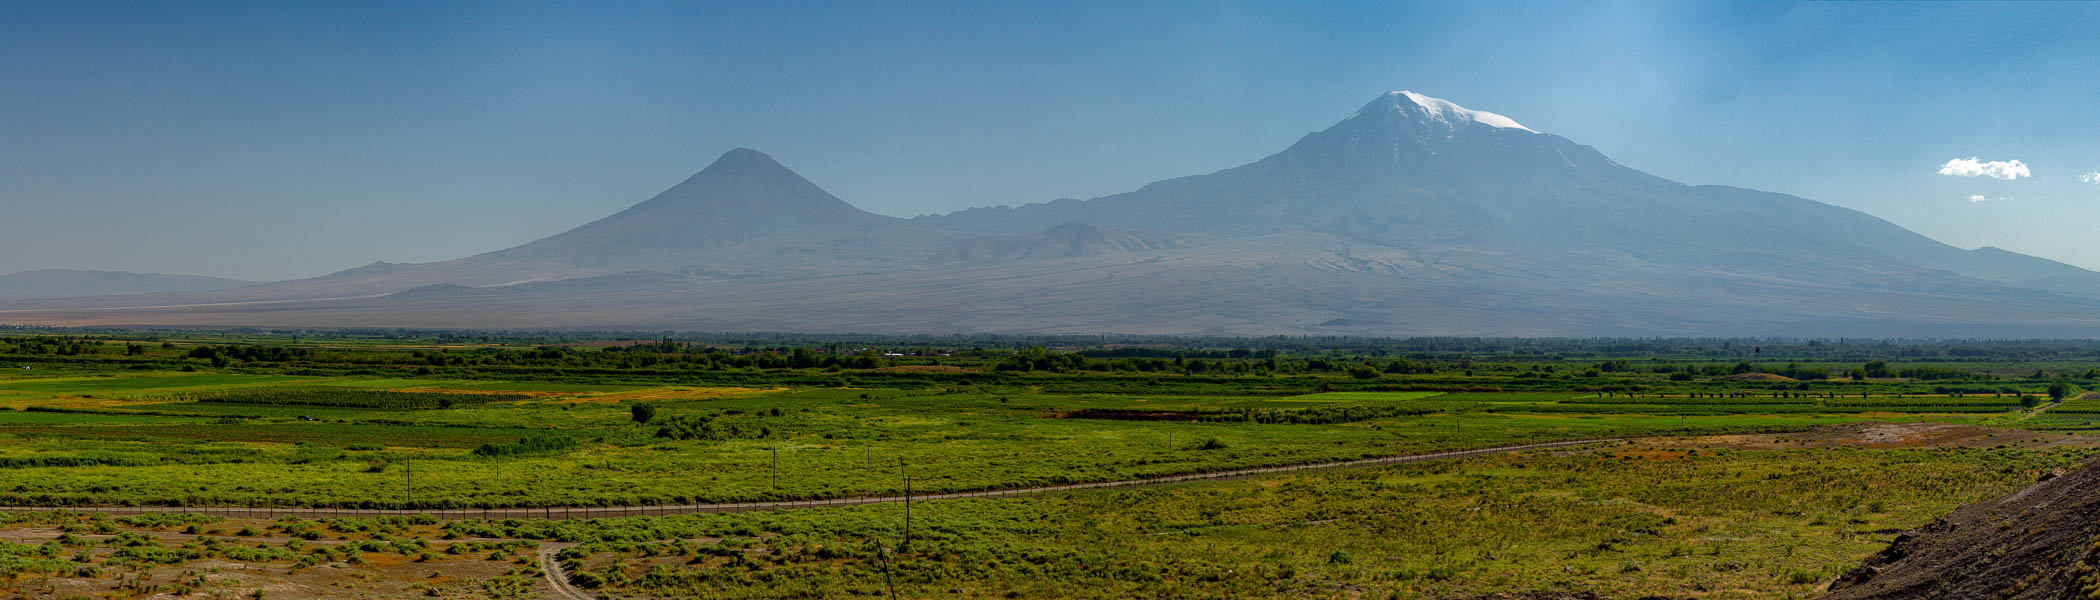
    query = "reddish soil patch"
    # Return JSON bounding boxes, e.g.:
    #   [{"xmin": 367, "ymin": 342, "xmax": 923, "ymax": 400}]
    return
[{"xmin": 1723, "ymin": 372, "xmax": 1797, "ymax": 381}]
